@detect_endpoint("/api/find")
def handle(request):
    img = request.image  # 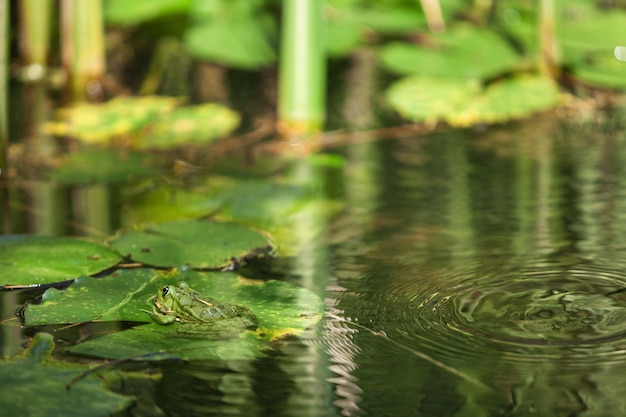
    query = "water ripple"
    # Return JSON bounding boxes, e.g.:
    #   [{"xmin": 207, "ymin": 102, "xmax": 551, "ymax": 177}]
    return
[{"xmin": 338, "ymin": 257, "xmax": 626, "ymax": 367}]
